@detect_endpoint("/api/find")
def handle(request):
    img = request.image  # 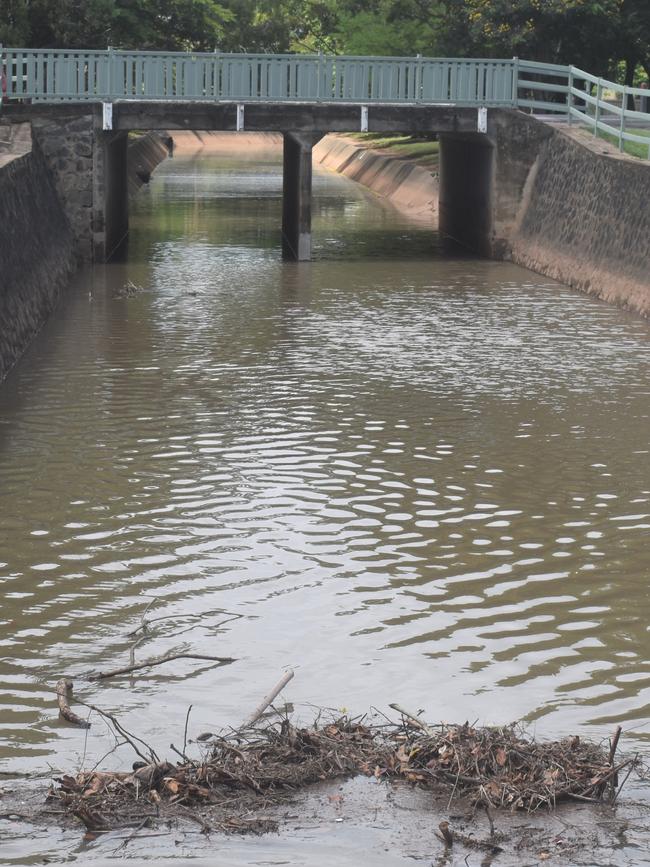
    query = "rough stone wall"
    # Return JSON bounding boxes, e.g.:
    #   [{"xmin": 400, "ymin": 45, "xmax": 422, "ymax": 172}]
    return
[
  {"xmin": 496, "ymin": 114, "xmax": 650, "ymax": 316},
  {"xmin": 29, "ymin": 112, "xmax": 96, "ymax": 263},
  {"xmin": 26, "ymin": 114, "xmax": 169, "ymax": 263},
  {"xmin": 0, "ymin": 120, "xmax": 170, "ymax": 382},
  {"xmin": 314, "ymin": 135, "xmax": 438, "ymax": 220},
  {"xmin": 0, "ymin": 133, "xmax": 75, "ymax": 381},
  {"xmin": 438, "ymin": 111, "xmax": 650, "ymax": 315}
]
